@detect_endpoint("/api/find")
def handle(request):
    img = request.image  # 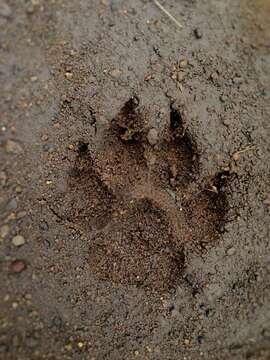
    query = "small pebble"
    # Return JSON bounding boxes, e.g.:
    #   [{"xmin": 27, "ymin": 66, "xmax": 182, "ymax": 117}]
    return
[
  {"xmin": 65, "ymin": 72, "xmax": 73, "ymax": 79},
  {"xmin": 6, "ymin": 198, "xmax": 17, "ymax": 211},
  {"xmin": 26, "ymin": 4, "xmax": 35, "ymax": 14},
  {"xmin": 65, "ymin": 344, "xmax": 72, "ymax": 352},
  {"xmin": 12, "ymin": 302, "xmax": 18, "ymax": 309},
  {"xmin": 179, "ymin": 58, "xmax": 188, "ymax": 68},
  {"xmin": 15, "ymin": 186, "xmax": 22, "ymax": 193},
  {"xmin": 39, "ymin": 220, "xmax": 49, "ymax": 231},
  {"xmin": 17, "ymin": 211, "xmax": 27, "ymax": 219},
  {"xmin": 210, "ymin": 72, "xmax": 219, "ymax": 81},
  {"xmin": 44, "ymin": 239, "xmax": 51, "ymax": 249},
  {"xmin": 42, "ymin": 144, "xmax": 50, "ymax": 152},
  {"xmin": 194, "ymin": 28, "xmax": 203, "ymax": 39},
  {"xmin": 227, "ymin": 247, "xmax": 236, "ymax": 256},
  {"xmin": 10, "ymin": 259, "xmax": 26, "ymax": 273},
  {"xmin": 41, "ymin": 134, "xmax": 48, "ymax": 141},
  {"xmin": 12, "ymin": 235, "xmax": 25, "ymax": 247},
  {"xmin": 0, "ymin": 224, "xmax": 9, "ymax": 238},
  {"xmin": 68, "ymin": 144, "xmax": 75, "ymax": 151},
  {"xmin": 222, "ymin": 118, "xmax": 230, "ymax": 126},
  {"xmin": 233, "ymin": 76, "xmax": 243, "ymax": 85},
  {"xmin": 177, "ymin": 72, "xmax": 185, "ymax": 82},
  {"xmin": 5, "ymin": 140, "xmax": 23, "ymax": 154},
  {"xmin": 219, "ymin": 95, "xmax": 227, "ymax": 103},
  {"xmin": 232, "ymin": 152, "xmax": 241, "ymax": 162},
  {"xmin": 110, "ymin": 68, "xmax": 122, "ymax": 78},
  {"xmin": 0, "ymin": 2, "xmax": 12, "ymax": 18},
  {"xmin": 77, "ymin": 342, "xmax": 84, "ymax": 349},
  {"xmin": 147, "ymin": 128, "xmax": 158, "ymax": 146}
]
